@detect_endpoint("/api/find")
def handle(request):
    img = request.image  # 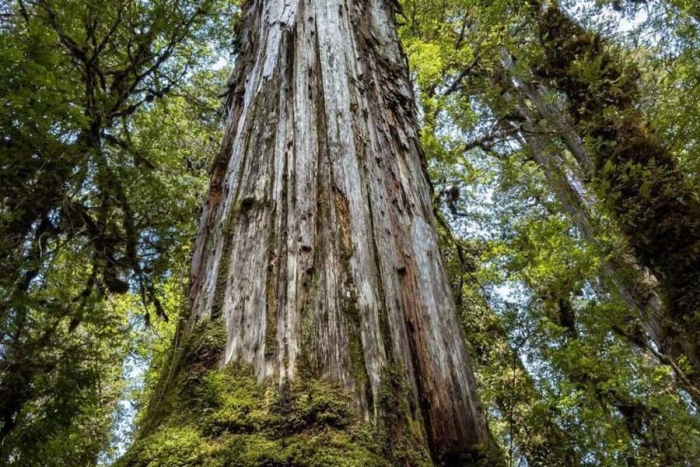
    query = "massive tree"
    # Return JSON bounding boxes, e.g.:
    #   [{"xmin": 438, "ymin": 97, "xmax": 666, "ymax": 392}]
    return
[{"xmin": 125, "ymin": 0, "xmax": 495, "ymax": 465}]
